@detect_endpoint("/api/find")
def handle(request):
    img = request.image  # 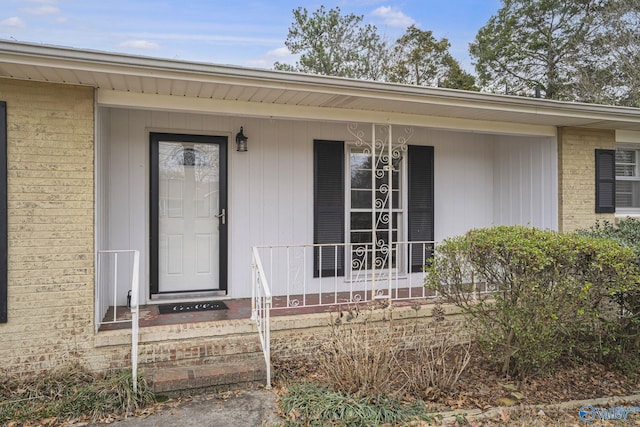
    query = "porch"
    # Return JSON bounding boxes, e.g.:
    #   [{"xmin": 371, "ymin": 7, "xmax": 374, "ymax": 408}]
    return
[
  {"xmin": 94, "ymin": 292, "xmax": 455, "ymax": 395},
  {"xmin": 94, "ymin": 240, "xmax": 484, "ymax": 395},
  {"xmin": 93, "ymin": 112, "xmax": 558, "ymax": 393}
]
